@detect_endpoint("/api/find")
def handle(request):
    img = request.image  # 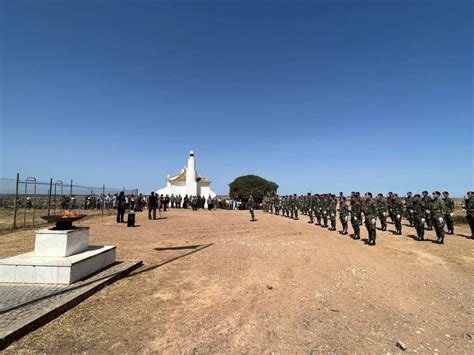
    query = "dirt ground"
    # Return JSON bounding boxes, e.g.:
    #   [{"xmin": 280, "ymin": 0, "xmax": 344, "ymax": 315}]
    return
[{"xmin": 1, "ymin": 208, "xmax": 473, "ymax": 353}]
